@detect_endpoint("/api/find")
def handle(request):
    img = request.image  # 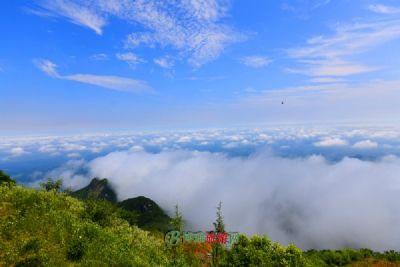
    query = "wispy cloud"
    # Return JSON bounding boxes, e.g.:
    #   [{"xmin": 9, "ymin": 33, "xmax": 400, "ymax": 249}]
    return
[
  {"xmin": 32, "ymin": 0, "xmax": 243, "ymax": 67},
  {"xmin": 286, "ymin": 60, "xmax": 377, "ymax": 77},
  {"xmin": 154, "ymin": 56, "xmax": 174, "ymax": 69},
  {"xmin": 308, "ymin": 77, "xmax": 345, "ymax": 83},
  {"xmin": 90, "ymin": 53, "xmax": 108, "ymax": 61},
  {"xmin": 35, "ymin": 59, "xmax": 59, "ymax": 78},
  {"xmin": 368, "ymin": 4, "xmax": 400, "ymax": 14},
  {"xmin": 123, "ymin": 0, "xmax": 244, "ymax": 67},
  {"xmin": 241, "ymin": 56, "xmax": 272, "ymax": 68},
  {"xmin": 64, "ymin": 74, "xmax": 151, "ymax": 93},
  {"xmin": 116, "ymin": 52, "xmax": 144, "ymax": 68},
  {"xmin": 281, "ymin": 0, "xmax": 331, "ymax": 19},
  {"xmin": 34, "ymin": 59, "xmax": 151, "ymax": 93},
  {"xmin": 33, "ymin": 0, "xmax": 106, "ymax": 35},
  {"xmin": 236, "ymin": 79, "xmax": 400, "ymax": 123},
  {"xmin": 181, "ymin": 0, "xmax": 230, "ymax": 22},
  {"xmin": 287, "ymin": 19, "xmax": 400, "ymax": 77}
]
